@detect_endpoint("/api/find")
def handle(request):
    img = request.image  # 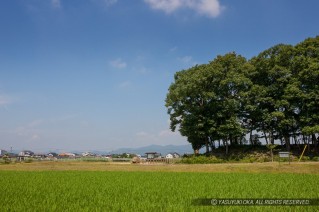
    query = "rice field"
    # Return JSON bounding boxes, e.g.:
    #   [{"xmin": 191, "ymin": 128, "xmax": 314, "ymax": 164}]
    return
[{"xmin": 0, "ymin": 170, "xmax": 318, "ymax": 211}]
